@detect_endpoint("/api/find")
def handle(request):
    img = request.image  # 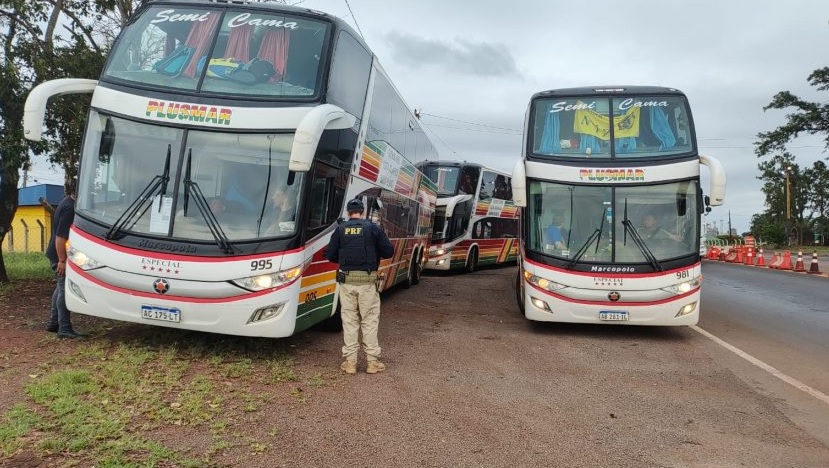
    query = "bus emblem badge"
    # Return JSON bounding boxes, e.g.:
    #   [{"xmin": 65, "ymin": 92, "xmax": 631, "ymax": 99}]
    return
[
  {"xmin": 608, "ymin": 291, "xmax": 621, "ymax": 302},
  {"xmin": 153, "ymin": 279, "xmax": 170, "ymax": 294}
]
